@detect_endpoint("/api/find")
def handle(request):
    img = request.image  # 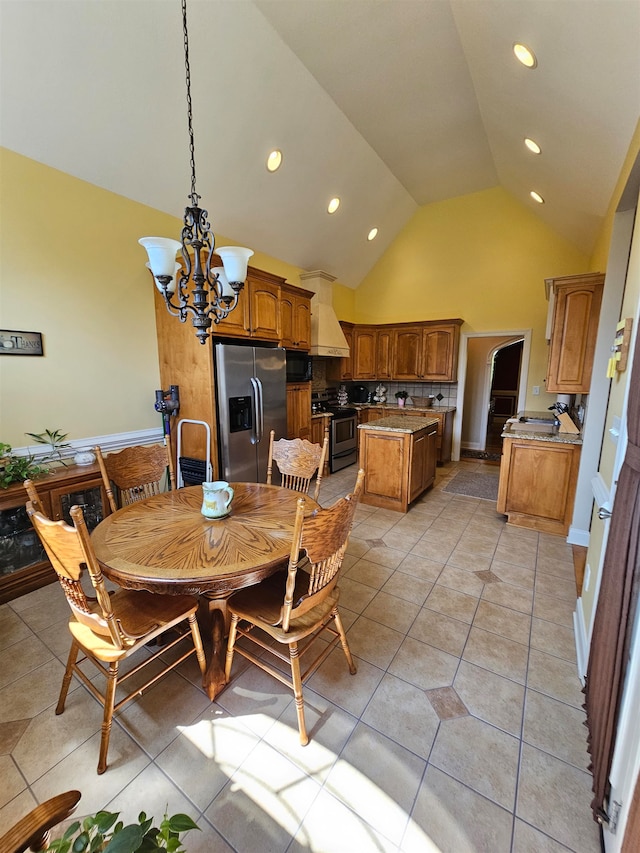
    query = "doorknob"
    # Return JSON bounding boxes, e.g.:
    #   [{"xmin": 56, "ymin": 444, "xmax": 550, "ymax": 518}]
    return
[{"xmin": 598, "ymin": 507, "xmax": 612, "ymax": 520}]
